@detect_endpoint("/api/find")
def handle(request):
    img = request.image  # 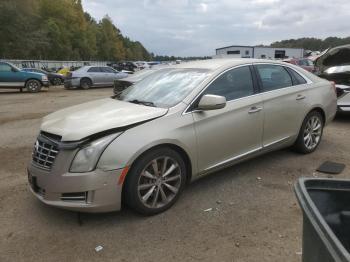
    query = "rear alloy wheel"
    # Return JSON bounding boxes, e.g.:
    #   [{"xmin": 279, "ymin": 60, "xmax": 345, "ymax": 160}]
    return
[
  {"xmin": 26, "ymin": 79, "xmax": 42, "ymax": 93},
  {"xmin": 294, "ymin": 111, "xmax": 323, "ymax": 154},
  {"xmin": 125, "ymin": 148, "xmax": 186, "ymax": 215},
  {"xmin": 80, "ymin": 78, "xmax": 92, "ymax": 89},
  {"xmin": 53, "ymin": 77, "xmax": 62, "ymax": 85}
]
